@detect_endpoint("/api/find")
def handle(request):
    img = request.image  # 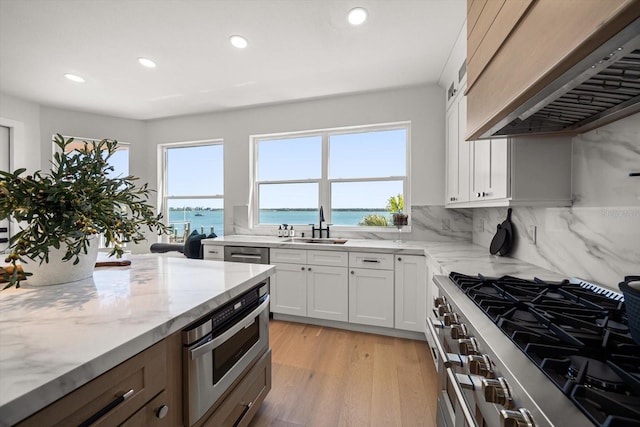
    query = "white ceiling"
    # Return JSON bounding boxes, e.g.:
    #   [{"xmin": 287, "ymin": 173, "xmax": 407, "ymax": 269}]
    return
[{"xmin": 0, "ymin": 0, "xmax": 466, "ymax": 121}]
